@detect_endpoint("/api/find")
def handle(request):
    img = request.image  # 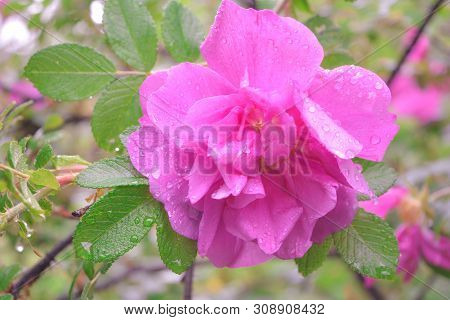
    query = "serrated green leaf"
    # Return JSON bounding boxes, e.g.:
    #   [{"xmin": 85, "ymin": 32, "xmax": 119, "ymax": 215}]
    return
[
  {"xmin": 295, "ymin": 237, "xmax": 332, "ymax": 276},
  {"xmin": 91, "ymin": 76, "xmax": 144, "ymax": 152},
  {"xmin": 29, "ymin": 169, "xmax": 60, "ymax": 190},
  {"xmin": 82, "ymin": 260, "xmax": 95, "ymax": 280},
  {"xmin": 354, "ymin": 159, "xmax": 397, "ymax": 201},
  {"xmin": 24, "ymin": 44, "xmax": 115, "ymax": 101},
  {"xmin": 322, "ymin": 52, "xmax": 355, "ymax": 69},
  {"xmin": 35, "ymin": 144, "xmax": 54, "ymax": 169},
  {"xmin": 52, "ymin": 155, "xmax": 90, "ymax": 168},
  {"xmin": 0, "ymin": 265, "xmax": 21, "ymax": 291},
  {"xmin": 156, "ymin": 209, "xmax": 197, "ymax": 274},
  {"xmin": 0, "ymin": 294, "xmax": 14, "ymax": 300},
  {"xmin": 76, "ymin": 156, "xmax": 147, "ymax": 188},
  {"xmin": 305, "ymin": 15, "xmax": 334, "ymax": 35},
  {"xmin": 104, "ymin": 0, "xmax": 157, "ymax": 71},
  {"xmin": 162, "ymin": 1, "xmax": 203, "ymax": 62},
  {"xmin": 74, "ymin": 186, "xmax": 160, "ymax": 262},
  {"xmin": 333, "ymin": 210, "xmax": 399, "ymax": 279}
]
